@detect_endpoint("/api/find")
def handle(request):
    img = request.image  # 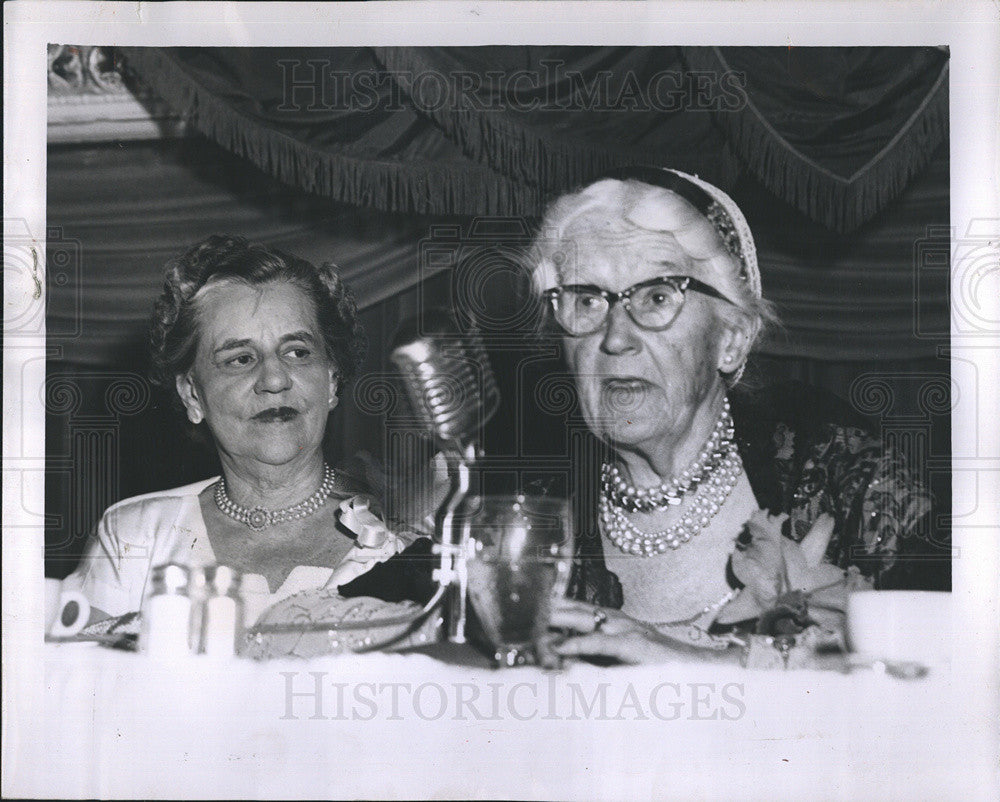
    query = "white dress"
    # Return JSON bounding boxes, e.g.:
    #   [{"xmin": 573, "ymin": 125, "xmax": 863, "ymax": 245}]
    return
[{"xmin": 63, "ymin": 477, "xmax": 412, "ymax": 625}]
